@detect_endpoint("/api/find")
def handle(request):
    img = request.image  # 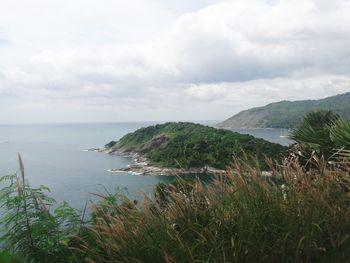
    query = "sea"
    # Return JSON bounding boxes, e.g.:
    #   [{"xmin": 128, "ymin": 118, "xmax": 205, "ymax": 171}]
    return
[{"xmin": 0, "ymin": 122, "xmax": 291, "ymax": 212}]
